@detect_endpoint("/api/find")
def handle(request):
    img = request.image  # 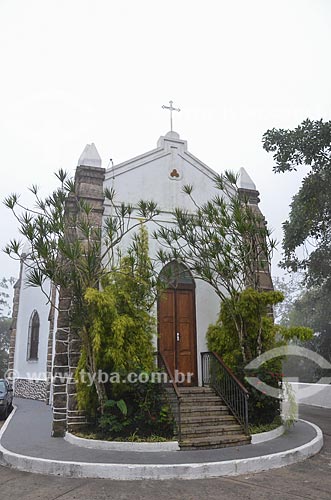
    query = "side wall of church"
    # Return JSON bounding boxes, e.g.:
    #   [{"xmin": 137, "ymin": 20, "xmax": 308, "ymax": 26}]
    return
[{"xmin": 12, "ymin": 262, "xmax": 51, "ymax": 400}]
